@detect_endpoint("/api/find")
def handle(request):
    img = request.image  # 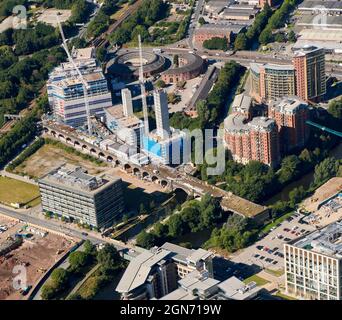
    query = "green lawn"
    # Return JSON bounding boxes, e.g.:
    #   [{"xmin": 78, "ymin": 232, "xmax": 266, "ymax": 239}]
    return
[
  {"xmin": 0, "ymin": 176, "xmax": 40, "ymax": 207},
  {"xmin": 243, "ymin": 274, "xmax": 270, "ymax": 286},
  {"xmin": 265, "ymin": 268, "xmax": 284, "ymax": 277}
]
